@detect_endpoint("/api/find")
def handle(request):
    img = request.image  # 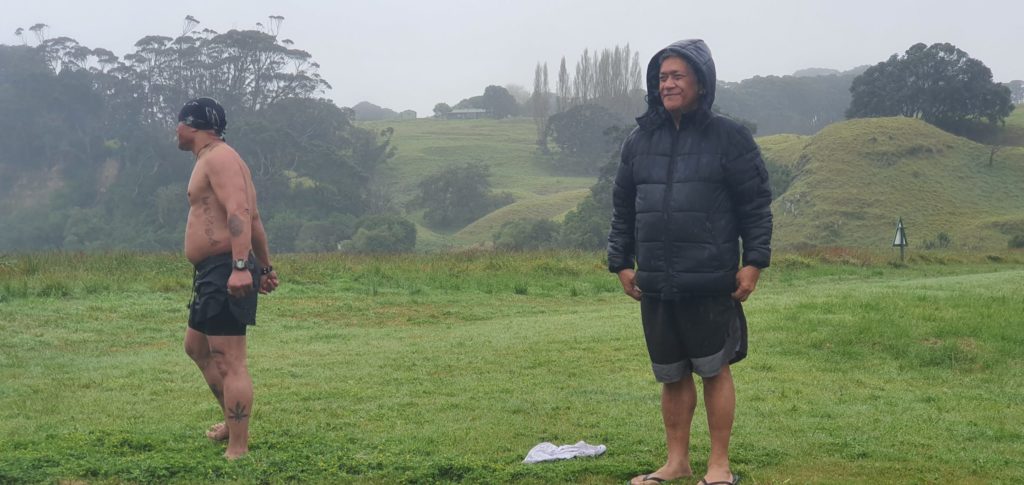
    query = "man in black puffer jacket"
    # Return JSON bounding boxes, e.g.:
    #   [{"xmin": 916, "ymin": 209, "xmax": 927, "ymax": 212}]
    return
[{"xmin": 608, "ymin": 39, "xmax": 772, "ymax": 485}]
